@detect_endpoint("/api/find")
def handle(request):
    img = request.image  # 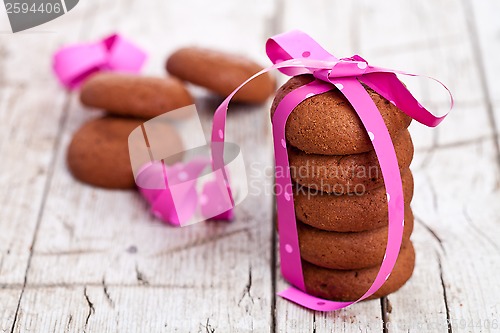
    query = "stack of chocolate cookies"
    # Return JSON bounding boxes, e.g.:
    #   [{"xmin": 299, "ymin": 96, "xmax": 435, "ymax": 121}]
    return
[{"xmin": 271, "ymin": 75, "xmax": 416, "ymax": 301}]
